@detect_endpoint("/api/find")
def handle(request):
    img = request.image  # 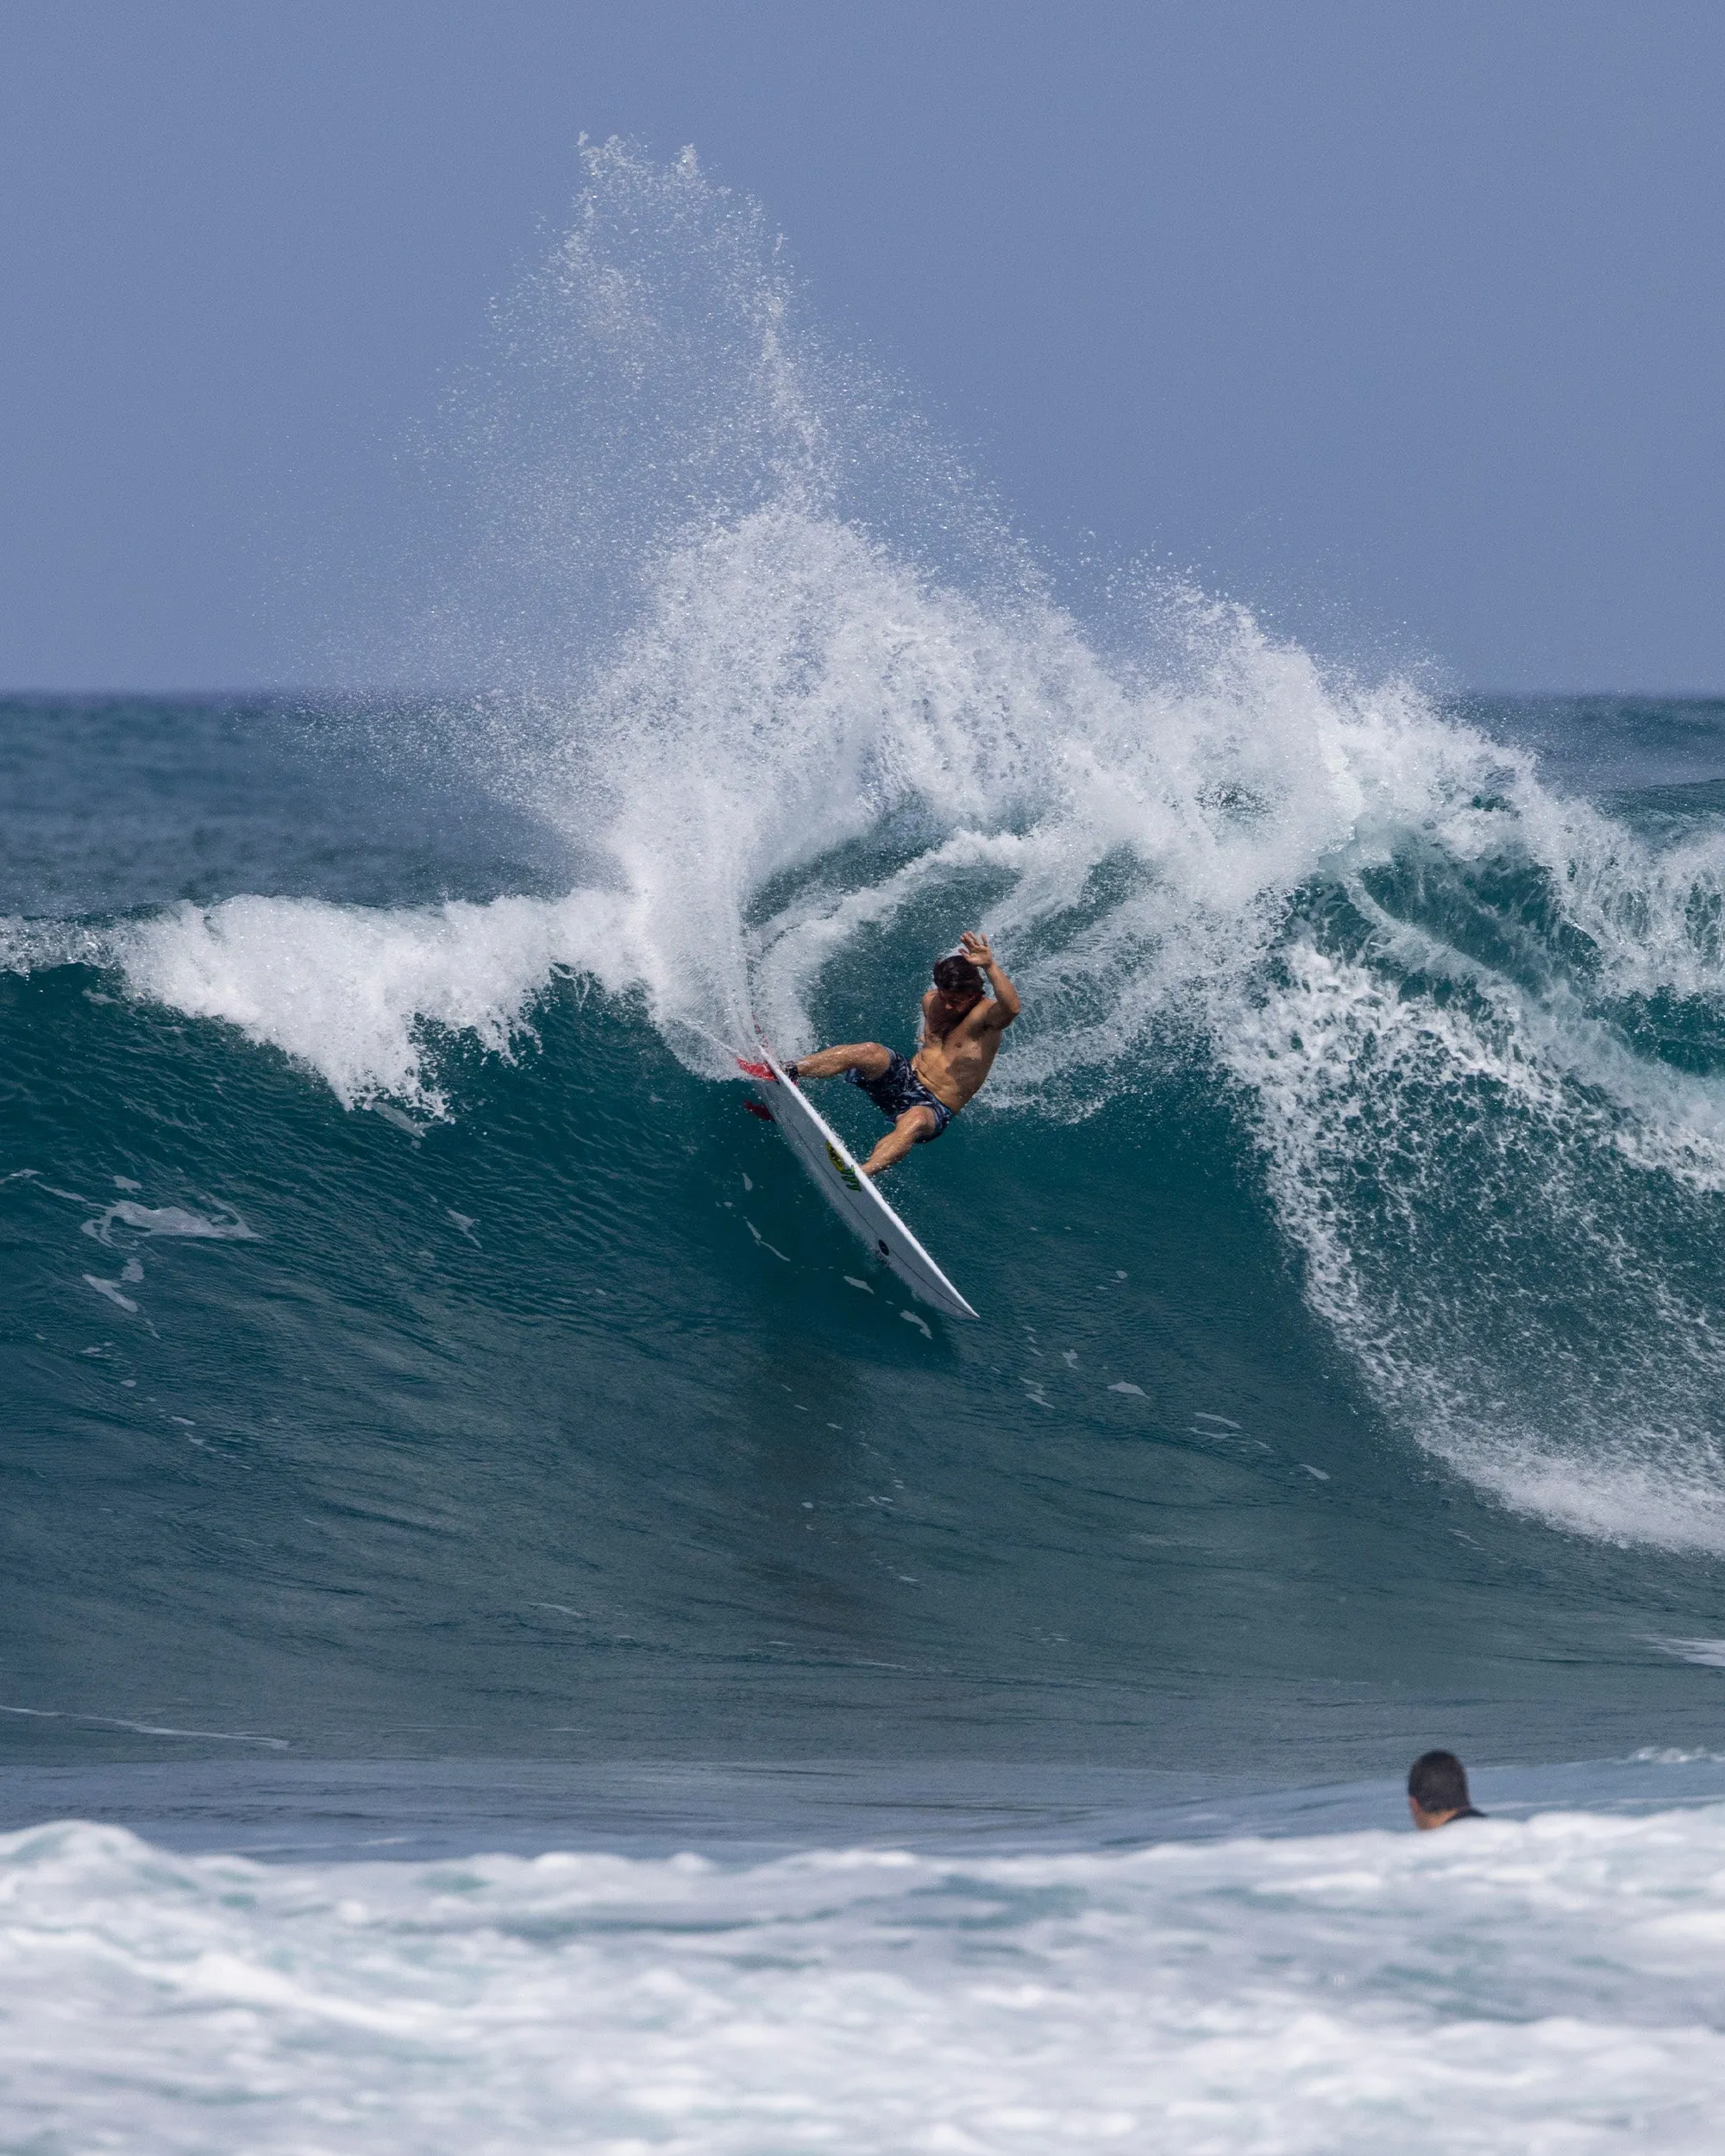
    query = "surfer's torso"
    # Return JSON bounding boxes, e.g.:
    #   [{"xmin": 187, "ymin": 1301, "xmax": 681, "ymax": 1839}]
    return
[{"xmin": 913, "ymin": 990, "xmax": 1007, "ymax": 1112}]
